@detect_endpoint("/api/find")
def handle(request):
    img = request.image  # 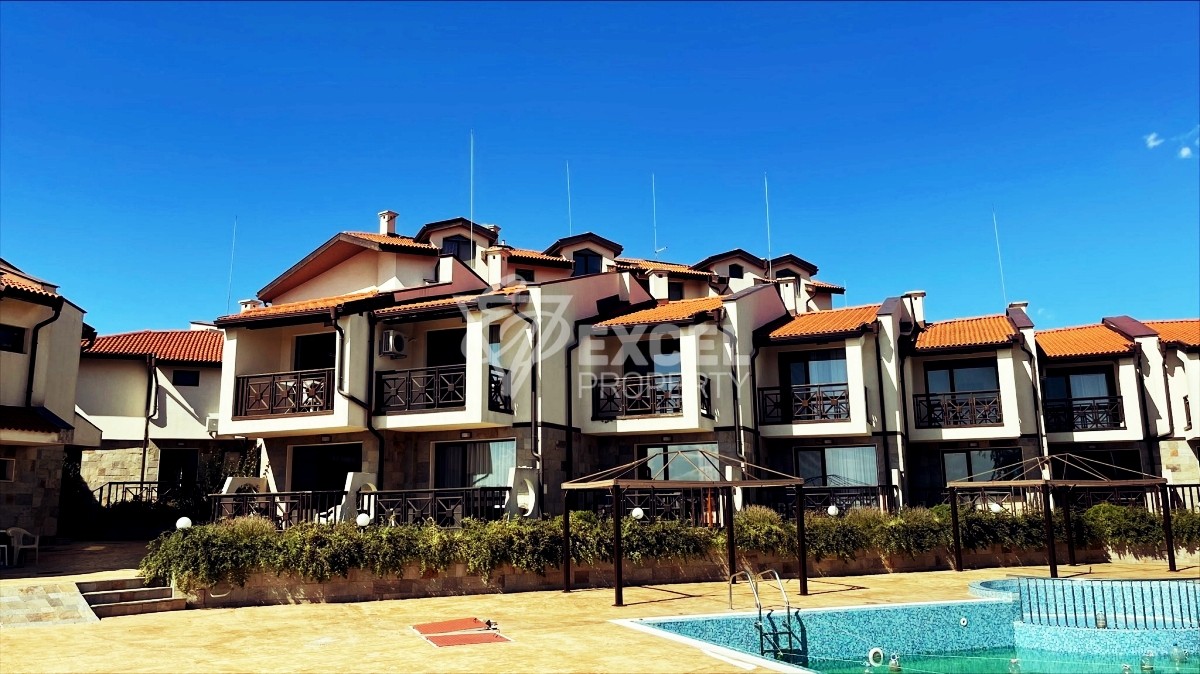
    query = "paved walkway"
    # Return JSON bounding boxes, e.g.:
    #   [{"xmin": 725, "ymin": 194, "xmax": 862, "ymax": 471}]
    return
[{"xmin": 0, "ymin": 552, "xmax": 1187, "ymax": 673}]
